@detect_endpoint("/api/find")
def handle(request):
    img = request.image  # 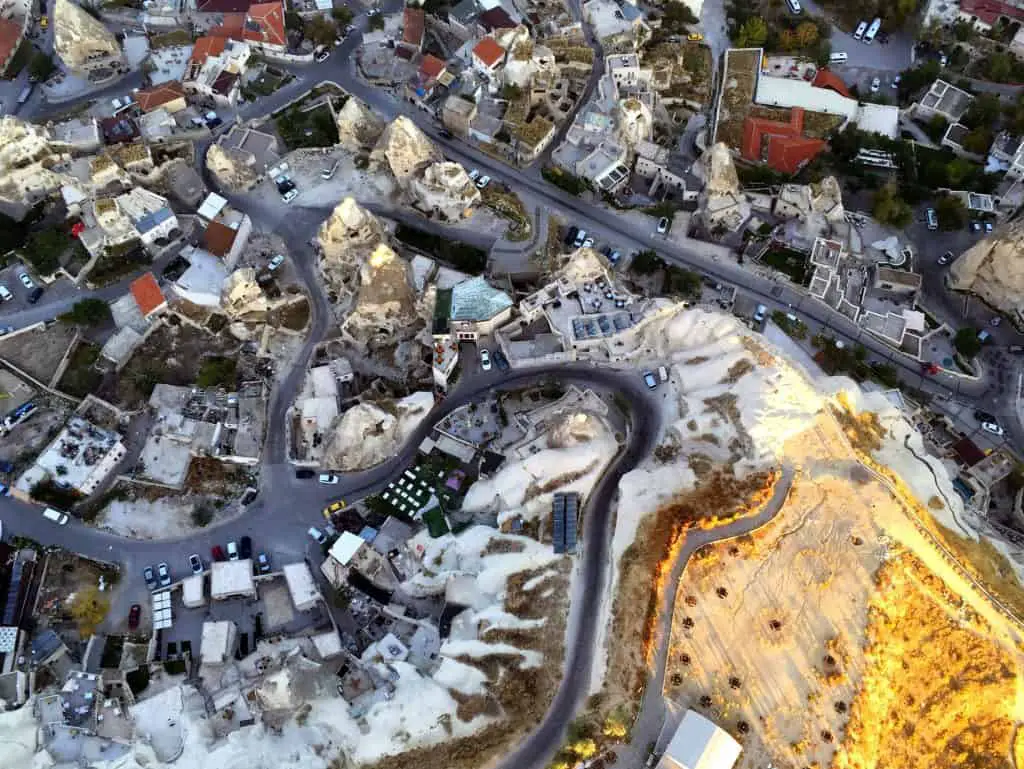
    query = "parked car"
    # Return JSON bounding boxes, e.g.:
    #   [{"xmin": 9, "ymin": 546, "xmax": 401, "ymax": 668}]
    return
[
  {"xmin": 295, "ymin": 468, "xmax": 315, "ymax": 479},
  {"xmin": 687, "ymin": 32, "xmax": 703, "ymax": 41},
  {"xmin": 870, "ymin": 76, "xmax": 880, "ymax": 93},
  {"xmin": 753, "ymin": 304, "xmax": 767, "ymax": 324},
  {"xmin": 574, "ymin": 228, "xmax": 587, "ymax": 248},
  {"xmin": 493, "ymin": 348, "xmax": 510, "ymax": 371},
  {"xmin": 308, "ymin": 526, "xmax": 327, "ymax": 545},
  {"xmin": 439, "ymin": 129, "xmax": 454, "ymax": 139},
  {"xmin": 323, "ymin": 500, "xmax": 346, "ymax": 519},
  {"xmin": 227, "ymin": 541, "xmax": 239, "ymax": 560},
  {"xmin": 319, "ymin": 473, "xmax": 339, "ymax": 484},
  {"xmin": 157, "ymin": 562, "xmax": 171, "ymax": 587},
  {"xmin": 321, "ymin": 161, "xmax": 339, "ymax": 180},
  {"xmin": 476, "ymin": 175, "xmax": 491, "ymax": 189},
  {"xmin": 211, "ymin": 545, "xmax": 227, "ymax": 562},
  {"xmin": 143, "ymin": 565, "xmax": 157, "ymax": 590},
  {"xmin": 974, "ymin": 410, "xmax": 997, "ymax": 423},
  {"xmin": 27, "ymin": 287, "xmax": 42, "ymax": 304},
  {"xmin": 240, "ymin": 536, "xmax": 252, "ymax": 559},
  {"xmin": 0, "ymin": 284, "xmax": 11, "ymax": 301},
  {"xmin": 315, "ymin": 46, "xmax": 330, "ymax": 62},
  {"xmin": 657, "ymin": 217, "xmax": 669, "ymax": 234},
  {"xmin": 565, "ymin": 225, "xmax": 579, "ymax": 246},
  {"xmin": 268, "ymin": 254, "xmax": 286, "ymax": 271},
  {"xmin": 0, "ymin": 483, "xmax": 8, "ymax": 496},
  {"xmin": 0, "ymin": 326, "xmax": 12, "ymax": 336},
  {"xmin": 480, "ymin": 348, "xmax": 492, "ymax": 371},
  {"xmin": 642, "ymin": 371, "xmax": 658, "ymax": 389},
  {"xmin": 189, "ymin": 553, "xmax": 203, "ymax": 575},
  {"xmin": 938, "ymin": 250, "xmax": 953, "ymax": 265},
  {"xmin": 468, "ymin": 169, "xmax": 480, "ymax": 181},
  {"xmin": 971, "ymin": 220, "xmax": 981, "ymax": 232},
  {"xmin": 985, "ymin": 221, "xmax": 994, "ymax": 233},
  {"xmin": 982, "ymin": 421, "xmax": 1005, "ymax": 436},
  {"xmin": 18, "ymin": 272, "xmax": 34, "ymax": 289},
  {"xmin": 256, "ymin": 552, "xmax": 271, "ymax": 574},
  {"xmin": 128, "ymin": 604, "xmax": 141, "ymax": 629},
  {"xmin": 582, "ymin": 237, "xmax": 594, "ymax": 248},
  {"xmin": 991, "ymin": 316, "xmax": 1002, "ymax": 327}
]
